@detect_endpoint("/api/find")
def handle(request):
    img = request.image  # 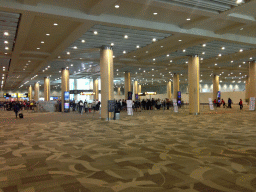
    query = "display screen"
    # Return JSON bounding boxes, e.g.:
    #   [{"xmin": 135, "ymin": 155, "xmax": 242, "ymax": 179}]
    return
[
  {"xmin": 64, "ymin": 103, "xmax": 69, "ymax": 109},
  {"xmin": 217, "ymin": 91, "xmax": 221, "ymax": 99},
  {"xmin": 128, "ymin": 92, "xmax": 132, "ymax": 100},
  {"xmin": 64, "ymin": 92, "xmax": 70, "ymax": 101},
  {"xmin": 177, "ymin": 91, "xmax": 181, "ymax": 99}
]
